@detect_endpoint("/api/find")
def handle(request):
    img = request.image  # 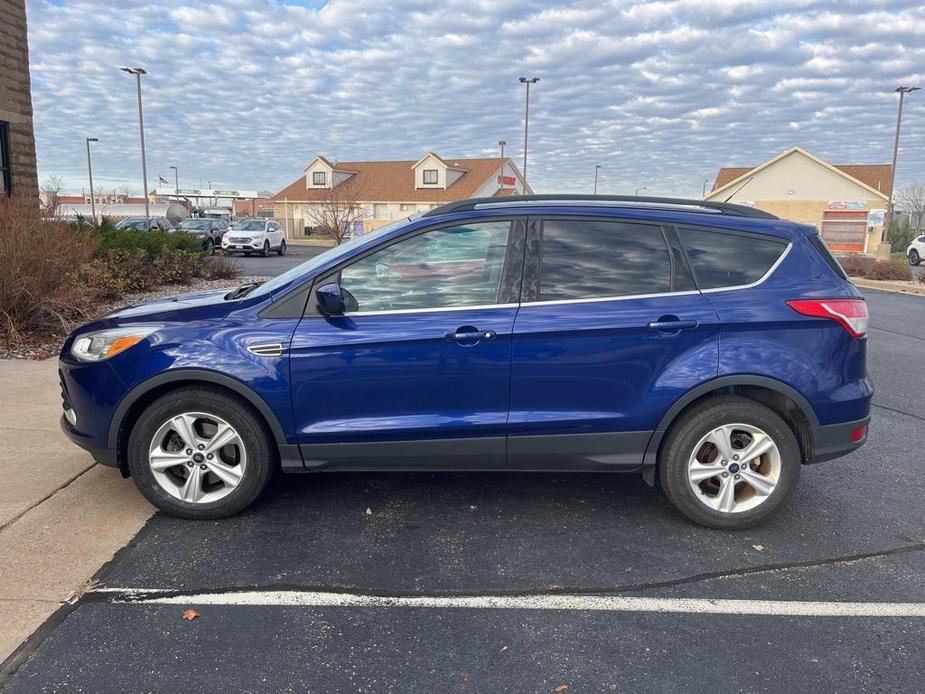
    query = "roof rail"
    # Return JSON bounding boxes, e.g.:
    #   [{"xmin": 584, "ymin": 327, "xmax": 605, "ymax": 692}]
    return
[{"xmin": 423, "ymin": 194, "xmax": 778, "ymax": 220}]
